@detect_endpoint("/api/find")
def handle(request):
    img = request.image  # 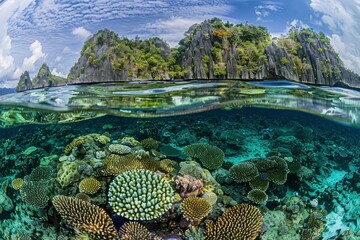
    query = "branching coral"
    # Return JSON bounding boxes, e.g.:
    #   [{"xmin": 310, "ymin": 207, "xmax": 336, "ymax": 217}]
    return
[
  {"xmin": 119, "ymin": 222, "xmax": 152, "ymax": 240},
  {"xmin": 52, "ymin": 195, "xmax": 118, "ymax": 240},
  {"xmin": 184, "ymin": 143, "xmax": 224, "ymax": 170},
  {"xmin": 205, "ymin": 204, "xmax": 263, "ymax": 240},
  {"xmin": 181, "ymin": 197, "xmax": 212, "ymax": 224},
  {"xmin": 79, "ymin": 177, "xmax": 101, "ymax": 194},
  {"xmin": 108, "ymin": 169, "xmax": 174, "ymax": 220}
]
